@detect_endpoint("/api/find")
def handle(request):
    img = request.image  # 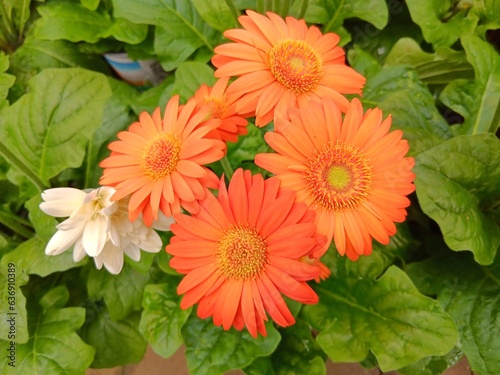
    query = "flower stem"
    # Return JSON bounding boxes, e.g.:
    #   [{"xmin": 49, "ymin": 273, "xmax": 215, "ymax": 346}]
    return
[
  {"xmin": 0, "ymin": 140, "xmax": 47, "ymax": 192},
  {"xmin": 0, "ymin": 209, "xmax": 34, "ymax": 239},
  {"xmin": 220, "ymin": 156, "xmax": 234, "ymax": 179}
]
